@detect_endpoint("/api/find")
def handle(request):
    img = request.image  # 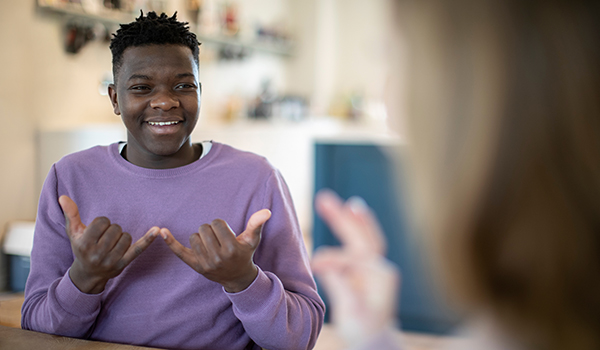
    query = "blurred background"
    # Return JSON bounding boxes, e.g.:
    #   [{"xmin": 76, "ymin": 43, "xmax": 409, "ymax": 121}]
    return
[{"xmin": 0, "ymin": 0, "xmax": 460, "ymax": 344}]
